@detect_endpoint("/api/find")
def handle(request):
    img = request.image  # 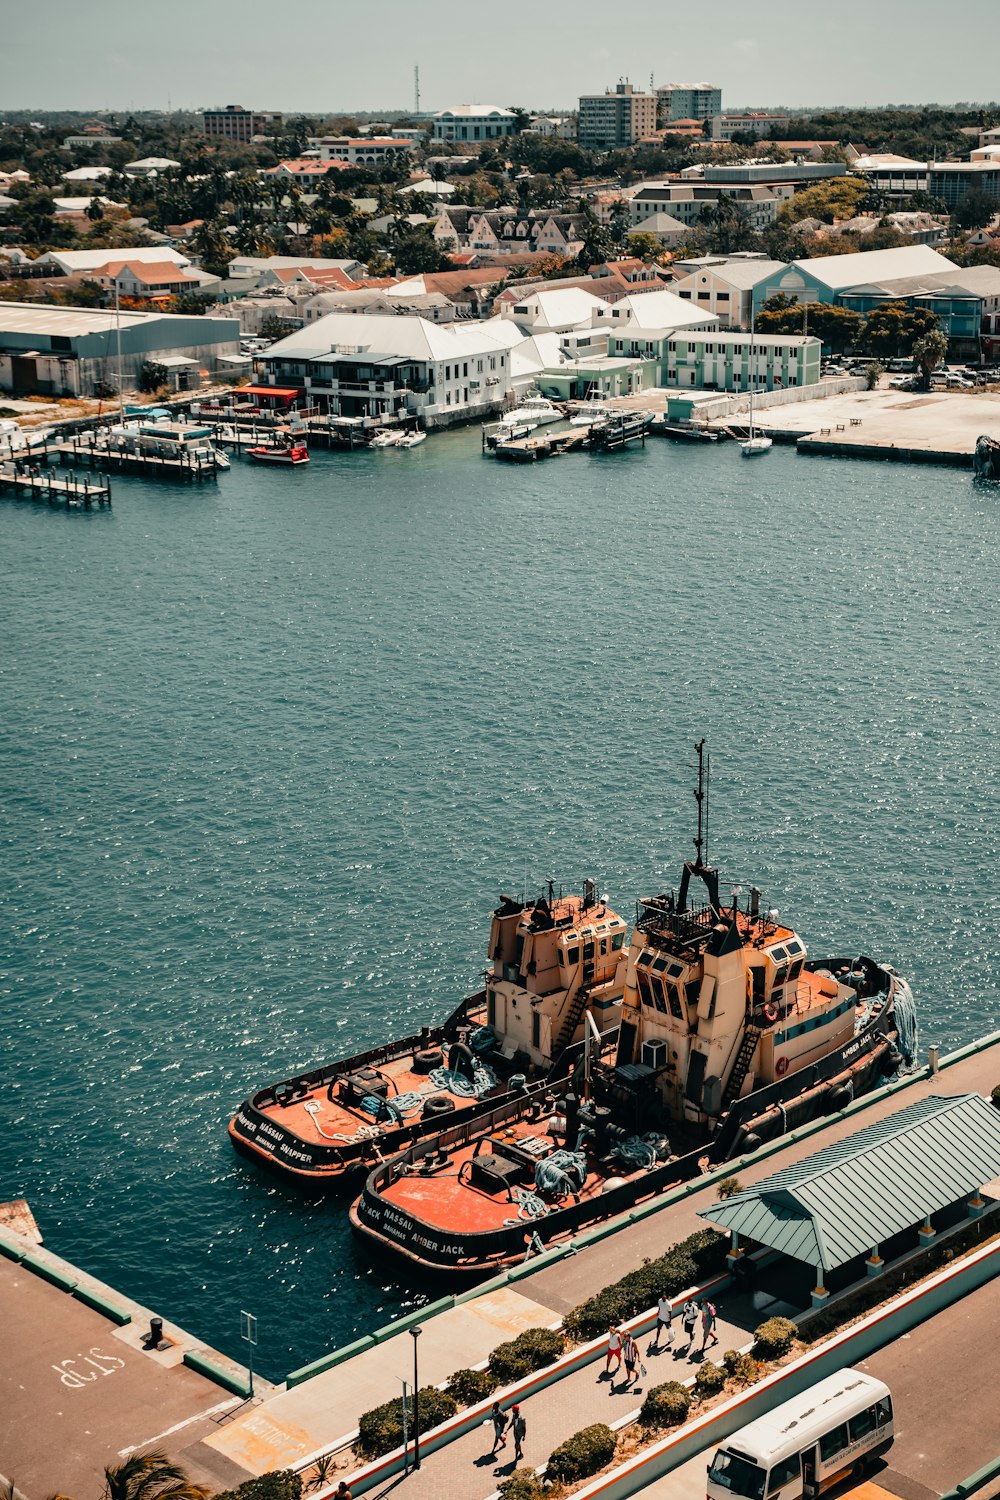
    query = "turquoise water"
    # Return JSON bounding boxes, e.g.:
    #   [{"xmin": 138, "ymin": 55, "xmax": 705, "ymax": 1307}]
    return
[{"xmin": 2, "ymin": 431, "xmax": 999, "ymax": 1379}]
